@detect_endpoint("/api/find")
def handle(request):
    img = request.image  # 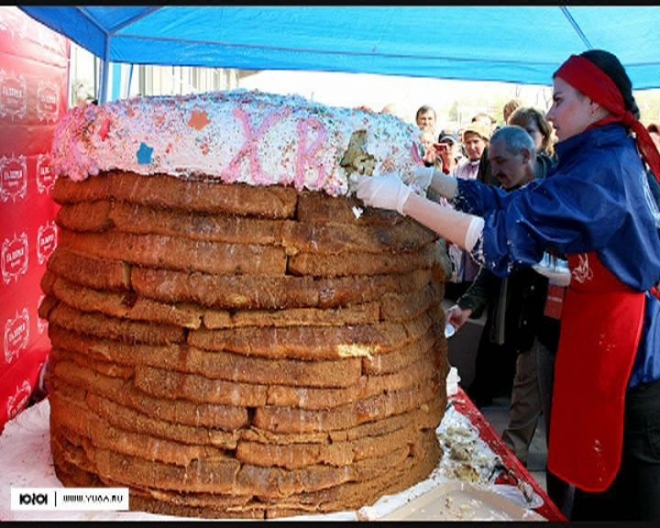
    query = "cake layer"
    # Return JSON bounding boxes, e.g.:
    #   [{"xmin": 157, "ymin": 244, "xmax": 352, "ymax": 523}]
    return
[
  {"xmin": 50, "ymin": 386, "xmax": 431, "ymax": 472},
  {"xmin": 241, "ymin": 394, "xmax": 446, "ymax": 446},
  {"xmin": 88, "ymin": 431, "xmax": 440, "ymax": 519},
  {"xmin": 130, "ymin": 267, "xmax": 434, "ymax": 310},
  {"xmin": 41, "ymin": 271, "xmax": 203, "ymax": 329},
  {"xmin": 58, "ymin": 229, "xmax": 288, "ymax": 276},
  {"xmin": 45, "ymin": 268, "xmax": 441, "ymax": 329},
  {"xmin": 108, "ymin": 203, "xmax": 284, "ymax": 245},
  {"xmin": 48, "ymin": 343, "xmax": 444, "ymax": 441},
  {"xmin": 50, "ymin": 392, "xmax": 236, "ymax": 467},
  {"xmin": 256, "ymin": 432, "xmax": 441, "ymax": 518},
  {"xmin": 281, "ymin": 218, "xmax": 437, "ymax": 255},
  {"xmin": 51, "ymin": 406, "xmax": 436, "ymax": 501},
  {"xmin": 52, "ymin": 358, "xmax": 251, "ymax": 429},
  {"xmin": 48, "ymin": 331, "xmax": 445, "ymax": 411},
  {"xmin": 55, "ymin": 226, "xmax": 440, "ymax": 279},
  {"xmin": 187, "ymin": 307, "xmax": 442, "ymax": 360},
  {"xmin": 56, "ymin": 200, "xmax": 285, "ymax": 243},
  {"xmin": 261, "ymin": 353, "xmax": 439, "ymax": 410},
  {"xmin": 55, "ymin": 200, "xmax": 114, "ymax": 232},
  {"xmin": 362, "ymin": 327, "xmax": 446, "ymax": 375},
  {"xmin": 288, "ymin": 242, "xmax": 441, "ymax": 277},
  {"xmin": 46, "ymin": 246, "xmax": 131, "ymax": 292},
  {"xmin": 296, "ymin": 190, "xmax": 401, "ymax": 224},
  {"xmin": 48, "ymin": 326, "xmax": 364, "ymax": 389},
  {"xmin": 53, "ymin": 171, "xmax": 299, "ymax": 218},
  {"xmin": 47, "ymin": 303, "xmax": 186, "ymax": 346},
  {"xmin": 202, "ymin": 302, "xmax": 381, "ymax": 329},
  {"xmin": 49, "ymin": 388, "xmax": 444, "ymax": 519},
  {"xmin": 380, "ymin": 280, "xmax": 443, "ymax": 320},
  {"xmin": 85, "ymin": 390, "xmax": 242, "ymax": 448},
  {"xmin": 253, "ymin": 380, "xmax": 442, "ymax": 434},
  {"xmin": 133, "ymin": 348, "xmax": 440, "ymax": 410},
  {"xmin": 236, "ymin": 415, "xmax": 431, "ymax": 469},
  {"xmin": 50, "ymin": 442, "xmax": 260, "ymax": 518},
  {"xmin": 51, "ymin": 343, "xmax": 442, "ymax": 424},
  {"xmin": 56, "ymin": 199, "xmax": 437, "ymax": 255}
]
